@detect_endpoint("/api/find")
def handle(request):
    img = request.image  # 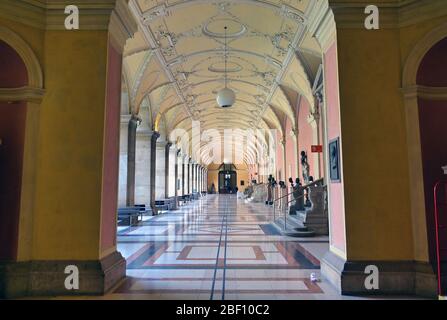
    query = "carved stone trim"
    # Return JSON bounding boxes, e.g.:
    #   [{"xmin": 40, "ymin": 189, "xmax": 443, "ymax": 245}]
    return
[
  {"xmin": 0, "ymin": 251, "xmax": 126, "ymax": 298},
  {"xmin": 0, "ymin": 87, "xmax": 45, "ymax": 103},
  {"xmin": 321, "ymin": 250, "xmax": 437, "ymax": 298},
  {"xmin": 0, "ymin": 26, "xmax": 44, "ymax": 88}
]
